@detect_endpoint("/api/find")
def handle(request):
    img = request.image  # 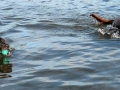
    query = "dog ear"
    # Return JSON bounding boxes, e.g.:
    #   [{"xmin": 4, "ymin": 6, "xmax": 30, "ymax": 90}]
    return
[{"xmin": 0, "ymin": 38, "xmax": 6, "ymax": 43}]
